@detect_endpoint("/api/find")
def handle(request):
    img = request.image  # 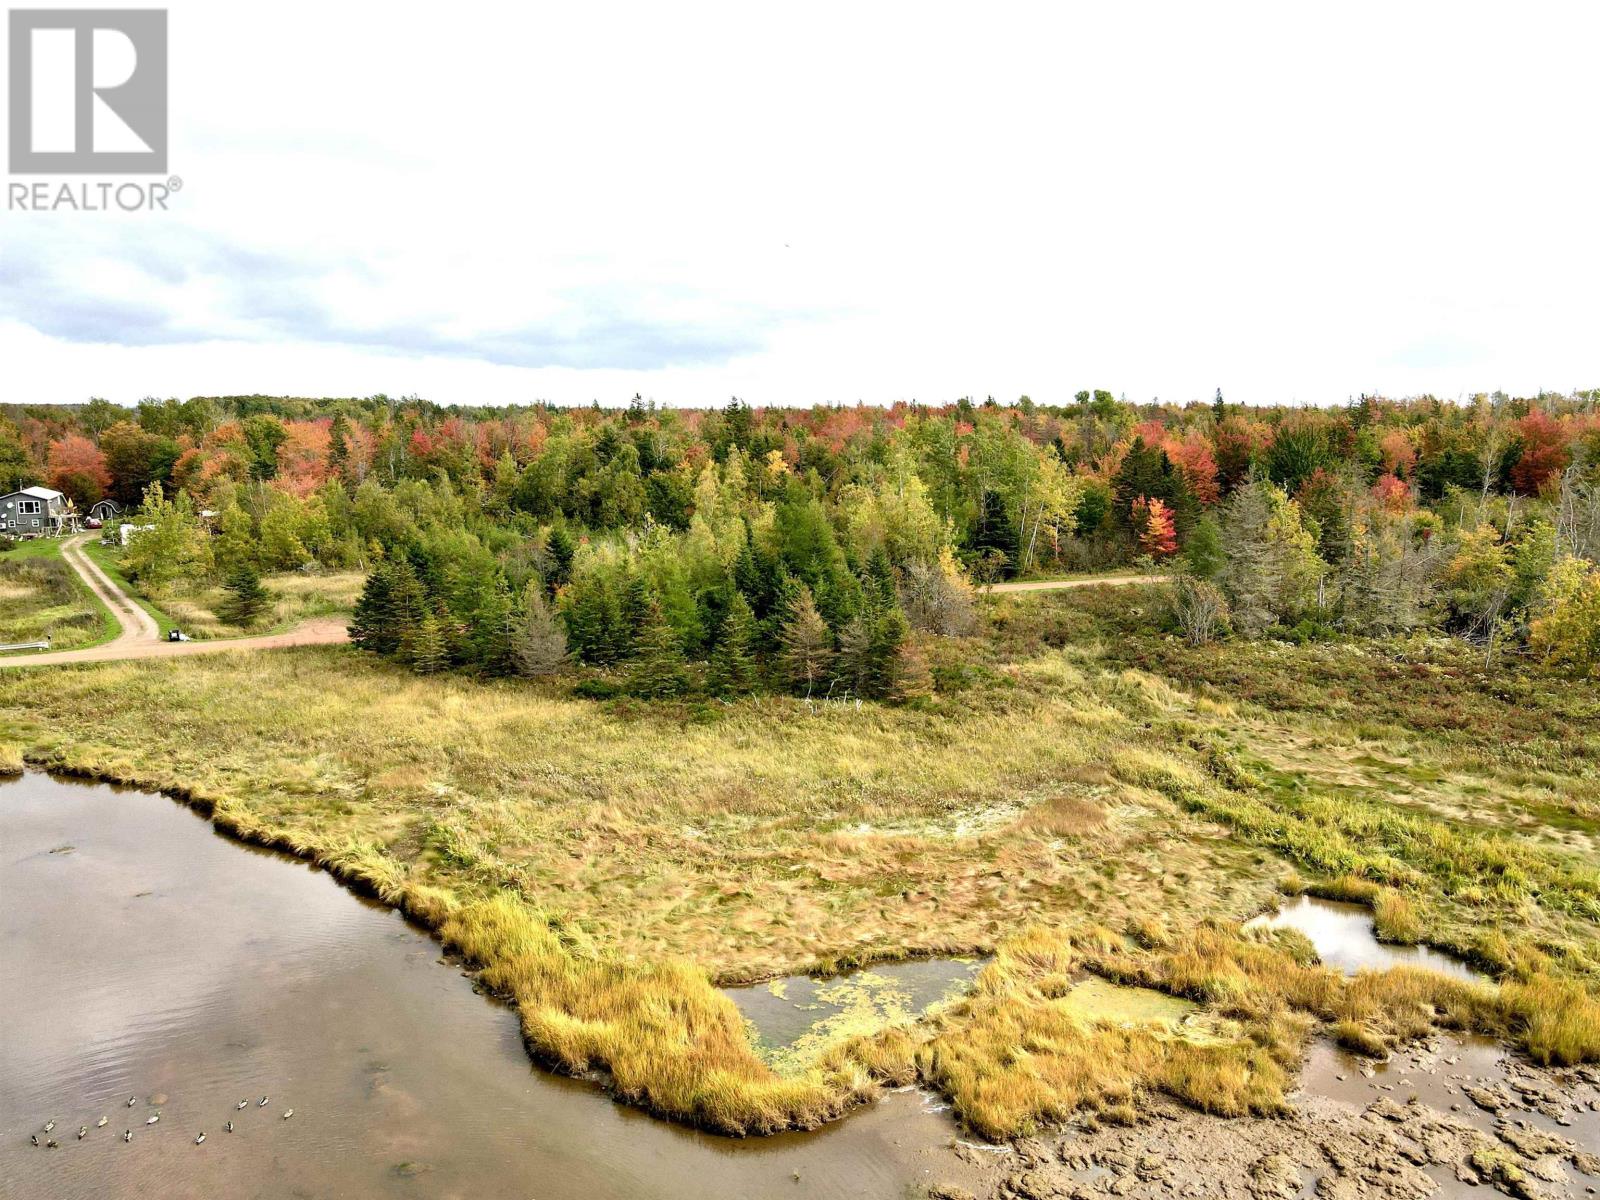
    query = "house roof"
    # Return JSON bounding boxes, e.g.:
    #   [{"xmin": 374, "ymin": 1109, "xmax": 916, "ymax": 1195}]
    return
[{"xmin": 18, "ymin": 486, "xmax": 64, "ymax": 501}]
